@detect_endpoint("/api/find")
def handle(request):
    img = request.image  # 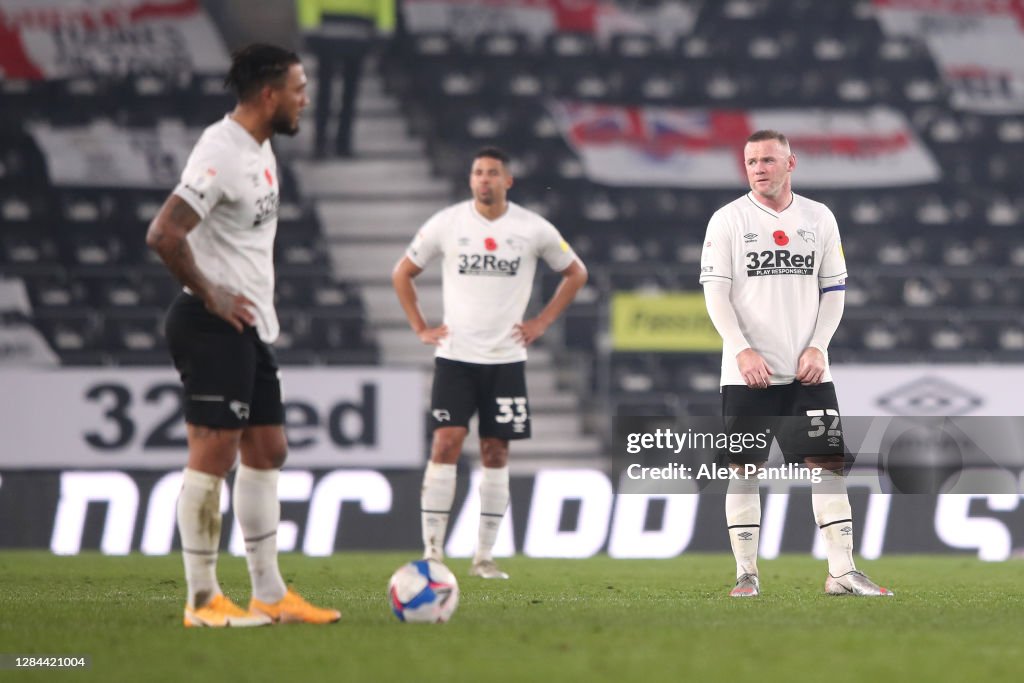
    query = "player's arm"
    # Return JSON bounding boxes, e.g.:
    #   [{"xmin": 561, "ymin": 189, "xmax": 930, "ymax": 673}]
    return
[
  {"xmin": 391, "ymin": 255, "xmax": 448, "ymax": 346},
  {"xmin": 700, "ymin": 211, "xmax": 771, "ymax": 388},
  {"xmin": 798, "ymin": 209, "xmax": 848, "ymax": 385},
  {"xmin": 796, "ymin": 288, "xmax": 845, "ymax": 385},
  {"xmin": 145, "ymin": 194, "xmax": 254, "ymax": 333},
  {"xmin": 703, "ymin": 281, "xmax": 773, "ymax": 388},
  {"xmin": 514, "ymin": 258, "xmax": 588, "ymax": 346}
]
